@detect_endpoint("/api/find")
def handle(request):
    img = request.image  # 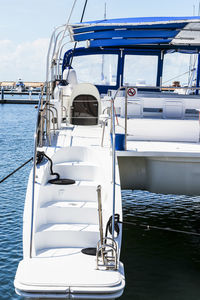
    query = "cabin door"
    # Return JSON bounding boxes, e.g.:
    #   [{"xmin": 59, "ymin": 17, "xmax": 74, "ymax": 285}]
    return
[{"xmin": 71, "ymin": 94, "xmax": 98, "ymax": 125}]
